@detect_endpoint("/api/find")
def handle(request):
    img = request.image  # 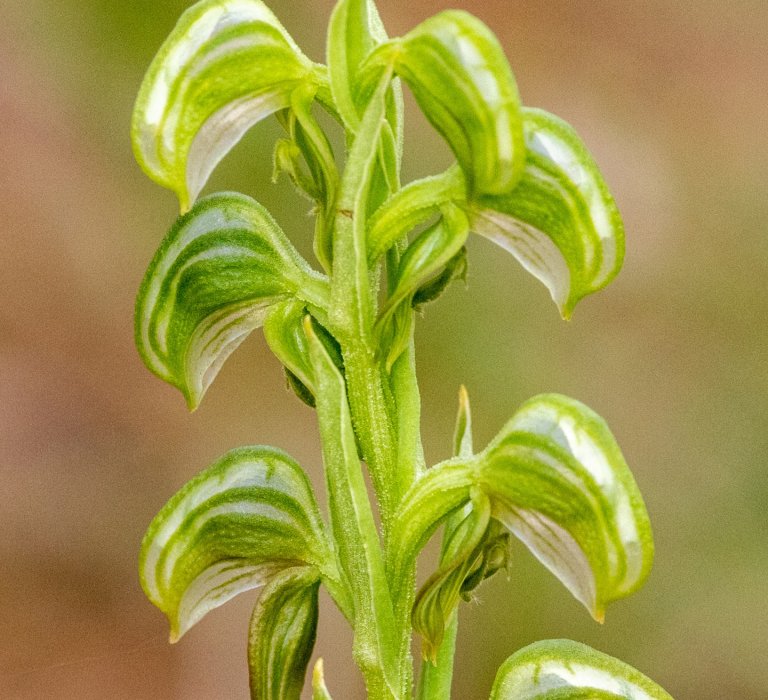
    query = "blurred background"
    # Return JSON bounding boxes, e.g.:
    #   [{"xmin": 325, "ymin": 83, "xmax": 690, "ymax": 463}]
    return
[{"xmin": 1, "ymin": 0, "xmax": 767, "ymax": 697}]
